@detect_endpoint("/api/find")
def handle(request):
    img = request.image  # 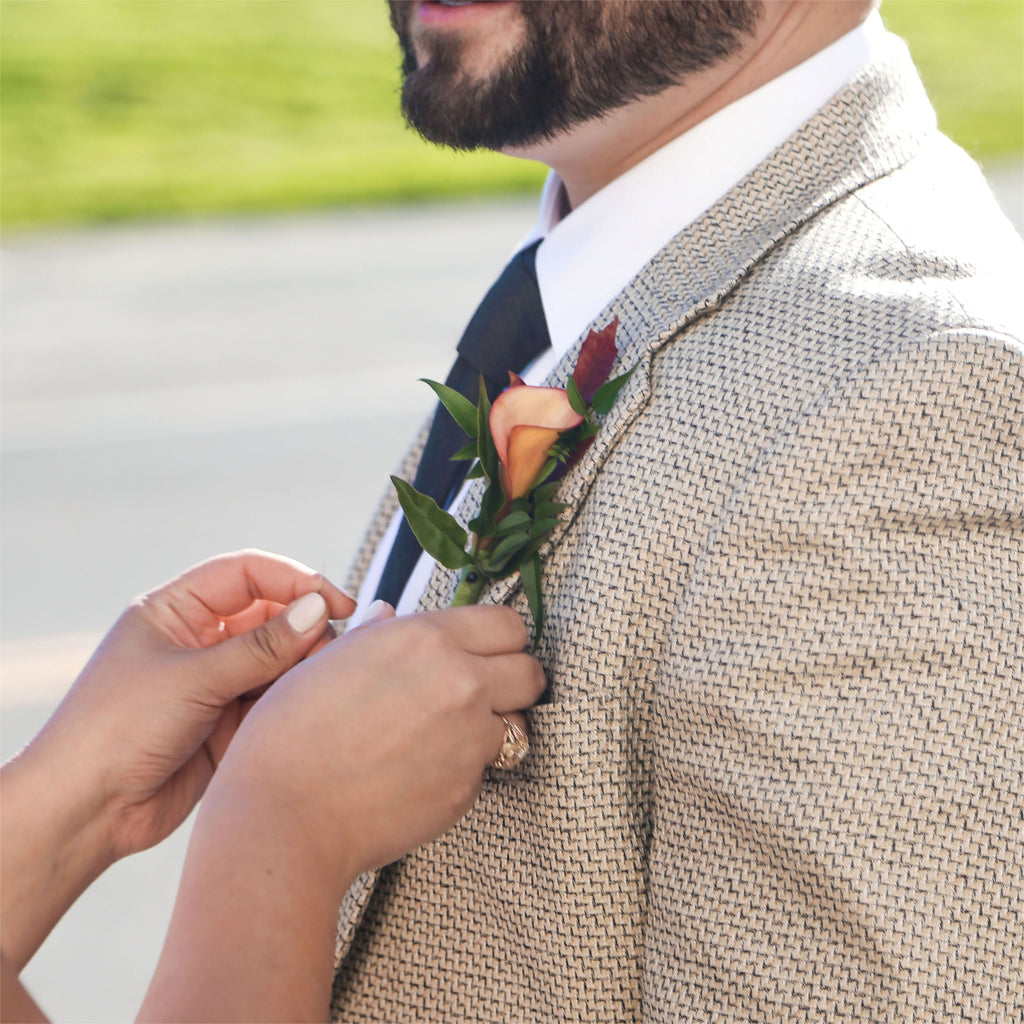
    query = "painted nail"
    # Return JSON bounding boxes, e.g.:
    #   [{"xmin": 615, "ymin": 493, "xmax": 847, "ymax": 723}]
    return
[
  {"xmin": 363, "ymin": 599, "xmax": 392, "ymax": 622},
  {"xmin": 286, "ymin": 592, "xmax": 328, "ymax": 634}
]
